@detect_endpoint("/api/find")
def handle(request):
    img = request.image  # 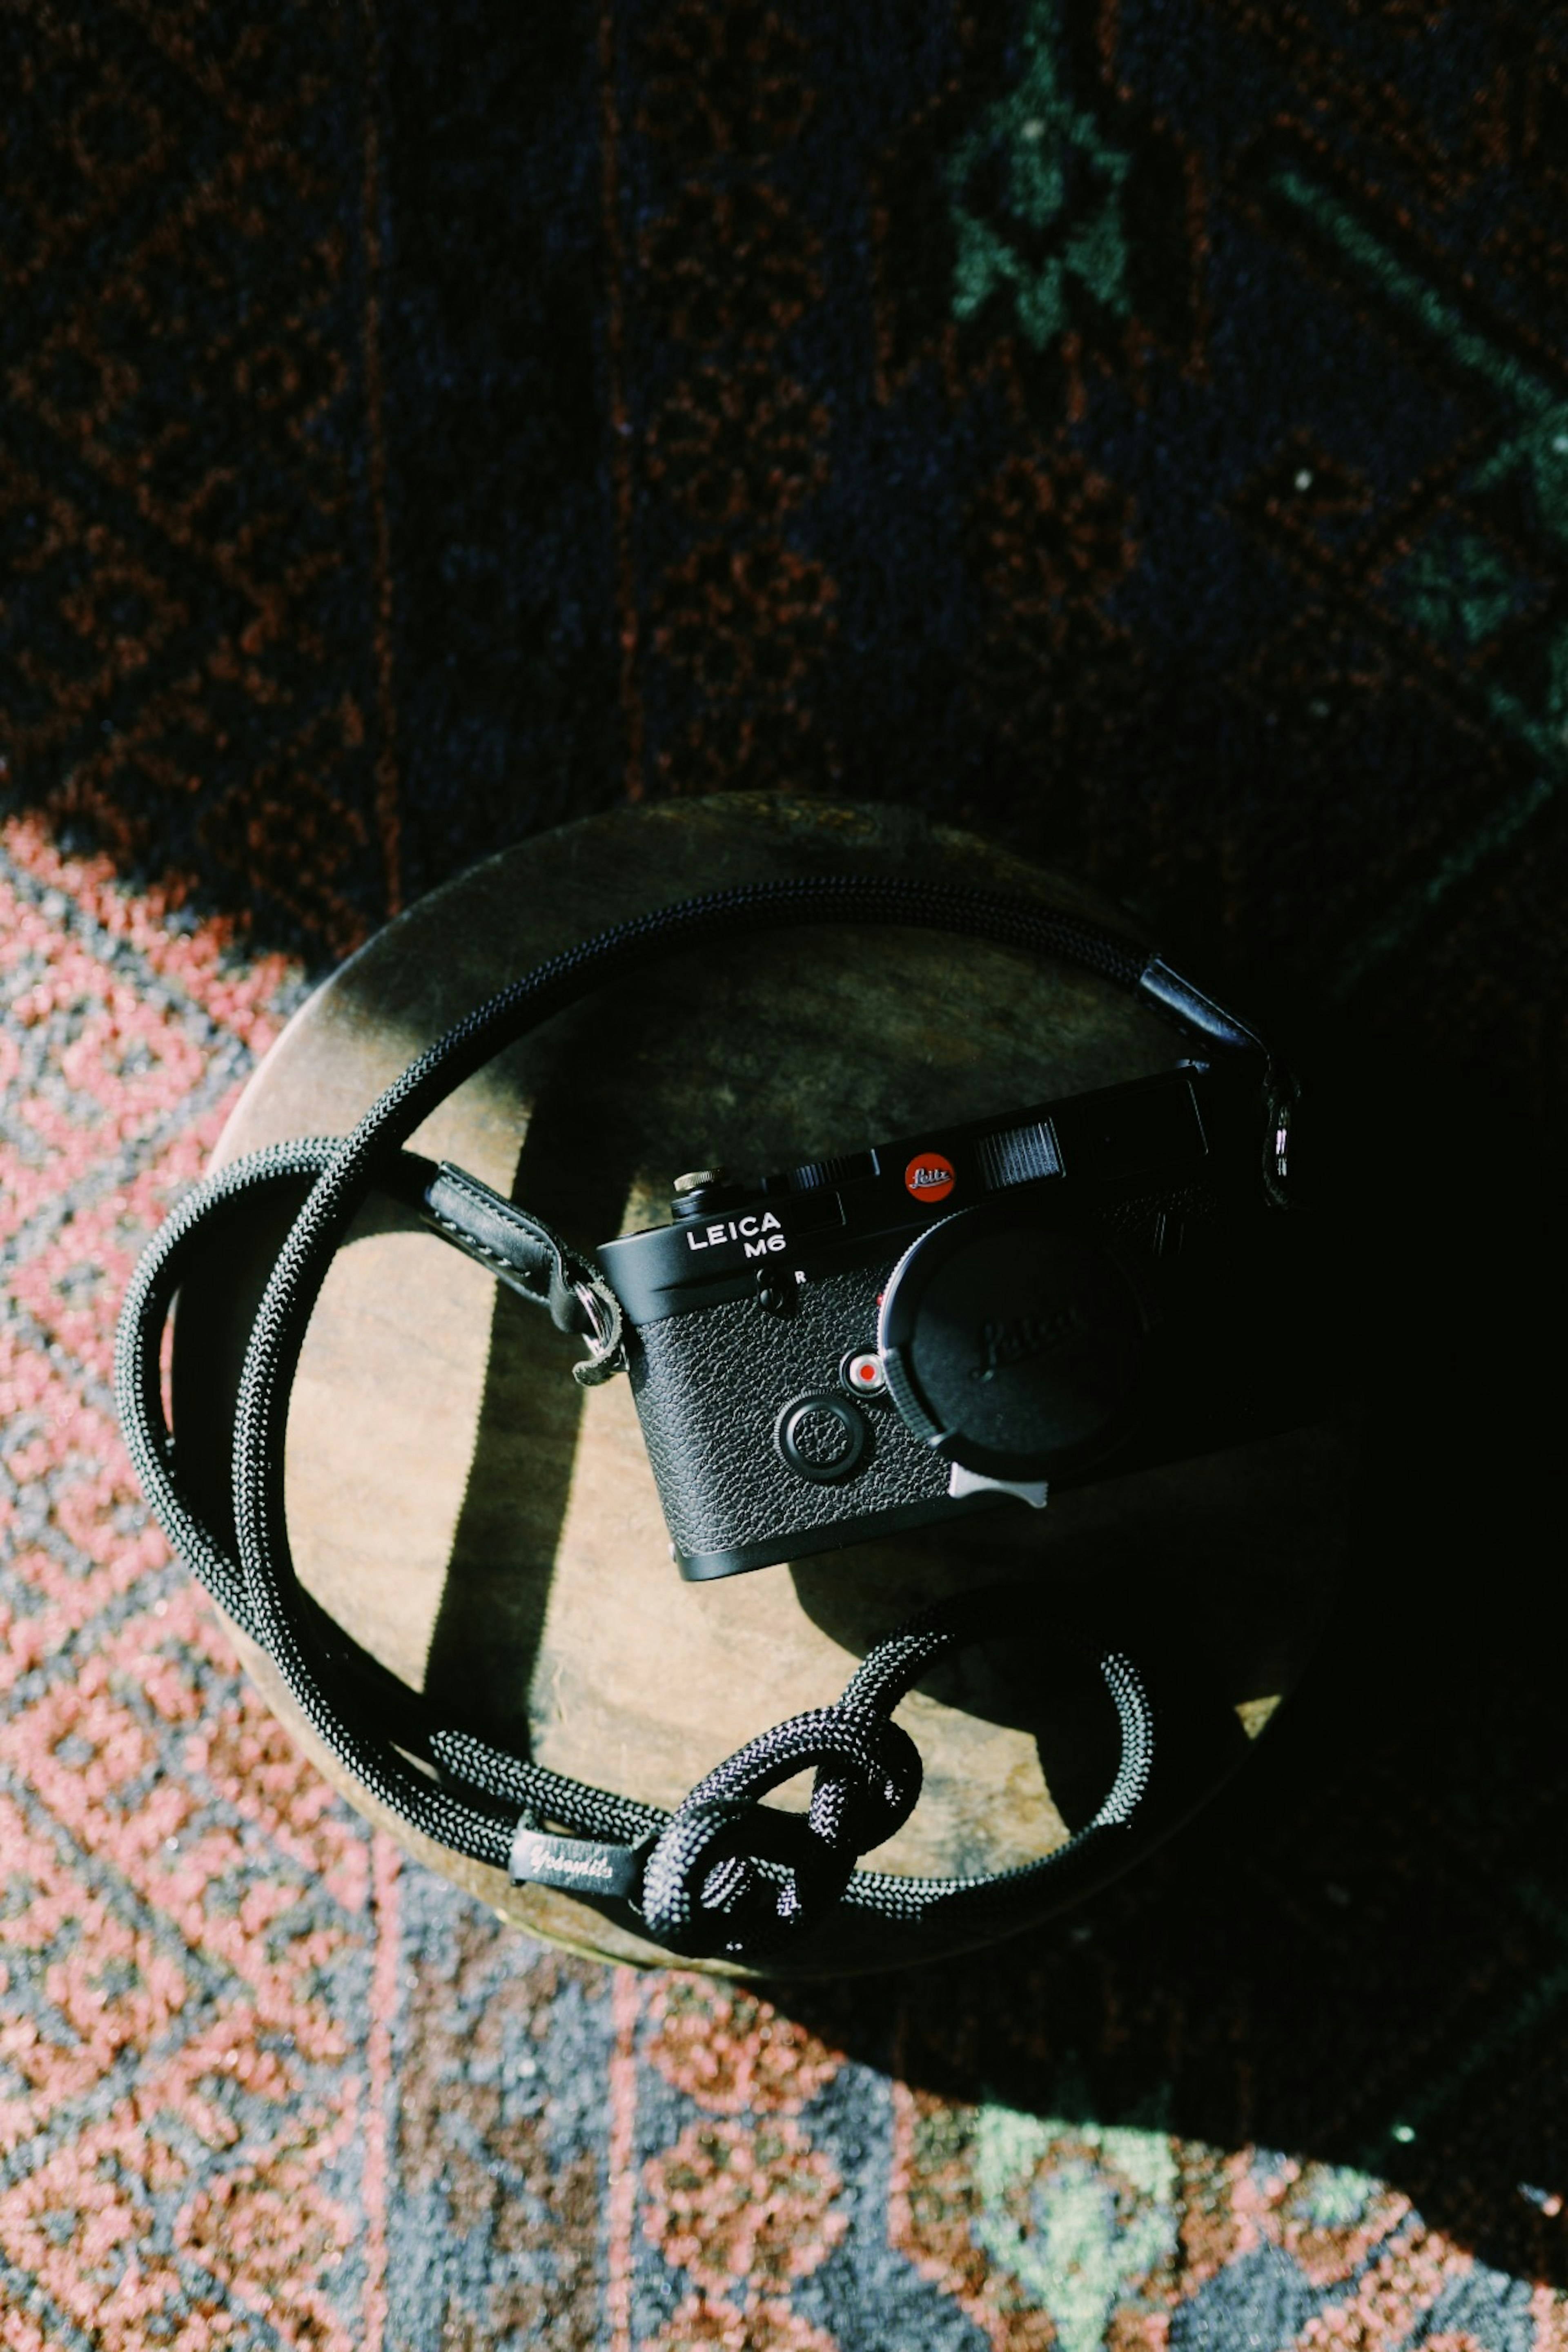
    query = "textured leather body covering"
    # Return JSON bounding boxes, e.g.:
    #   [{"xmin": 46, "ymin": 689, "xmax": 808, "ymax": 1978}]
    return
[{"xmin": 628, "ymin": 1264, "xmax": 950, "ymax": 1560}]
